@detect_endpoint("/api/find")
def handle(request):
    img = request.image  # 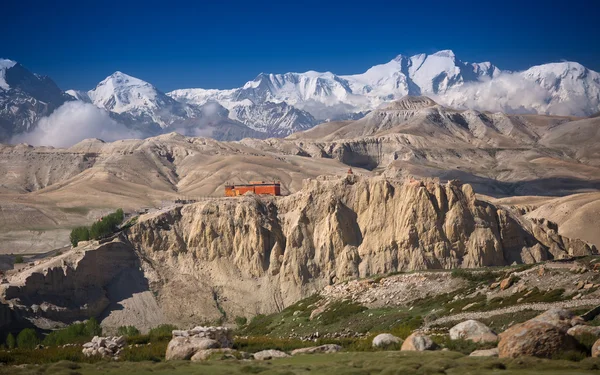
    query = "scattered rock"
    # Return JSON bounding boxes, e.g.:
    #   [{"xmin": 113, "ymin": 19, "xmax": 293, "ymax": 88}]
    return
[
  {"xmin": 461, "ymin": 302, "xmax": 478, "ymax": 311},
  {"xmin": 498, "ymin": 321, "xmax": 578, "ymax": 358},
  {"xmin": 401, "ymin": 332, "xmax": 438, "ymax": 351},
  {"xmin": 490, "ymin": 282, "xmax": 500, "ymax": 289},
  {"xmin": 290, "ymin": 344, "xmax": 342, "ymax": 355},
  {"xmin": 469, "ymin": 348, "xmax": 499, "ymax": 357},
  {"xmin": 449, "ymin": 320, "xmax": 498, "ymax": 343},
  {"xmin": 82, "ymin": 336, "xmax": 126, "ymax": 359},
  {"xmin": 372, "ymin": 333, "xmax": 402, "ymax": 348},
  {"xmin": 253, "ymin": 350, "xmax": 290, "ymax": 360}
]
